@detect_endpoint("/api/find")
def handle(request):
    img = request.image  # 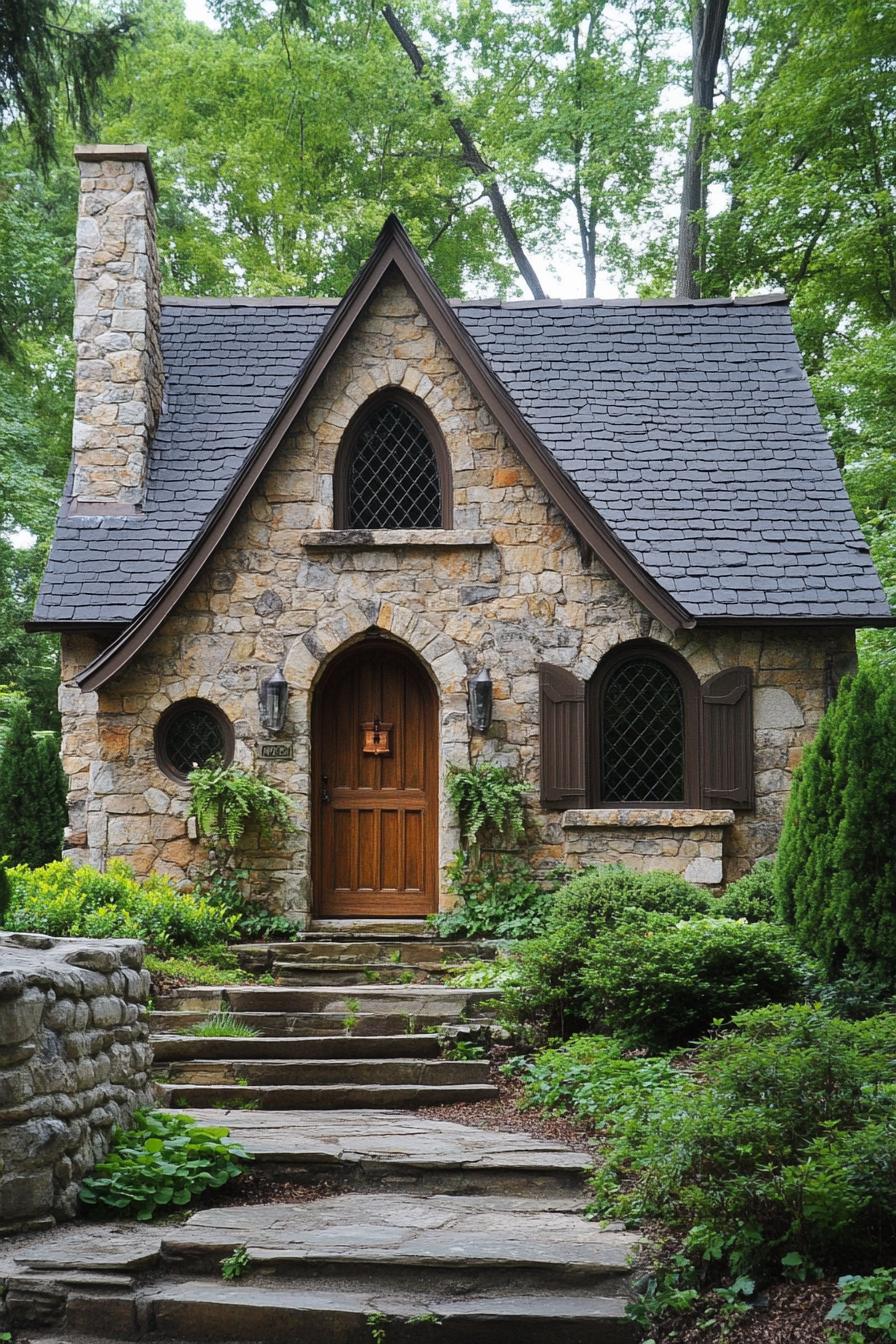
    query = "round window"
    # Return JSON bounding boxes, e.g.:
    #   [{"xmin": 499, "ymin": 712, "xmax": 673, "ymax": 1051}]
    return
[{"xmin": 154, "ymin": 699, "xmax": 234, "ymax": 781}]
